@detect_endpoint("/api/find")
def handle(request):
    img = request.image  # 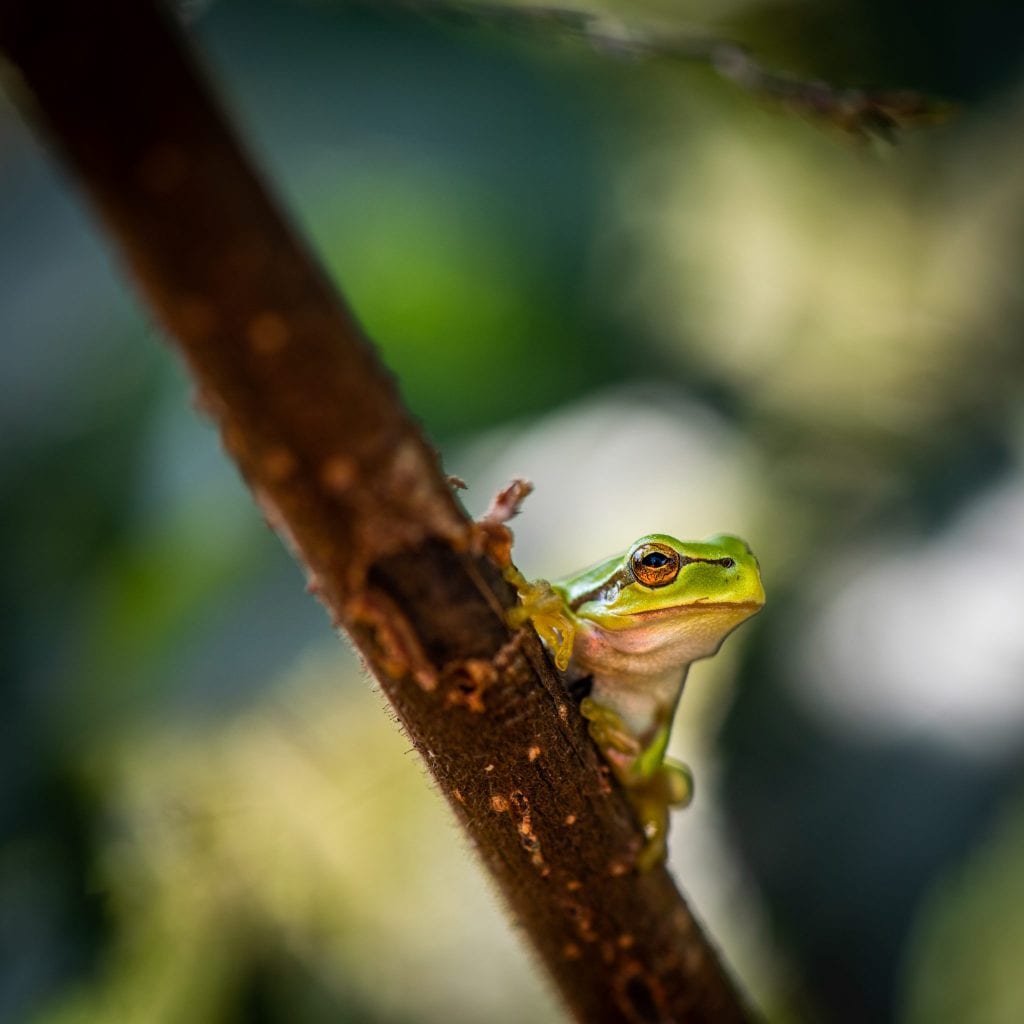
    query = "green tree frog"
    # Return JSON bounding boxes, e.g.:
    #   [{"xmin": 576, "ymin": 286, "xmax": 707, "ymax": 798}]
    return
[{"xmin": 509, "ymin": 534, "xmax": 765, "ymax": 868}]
